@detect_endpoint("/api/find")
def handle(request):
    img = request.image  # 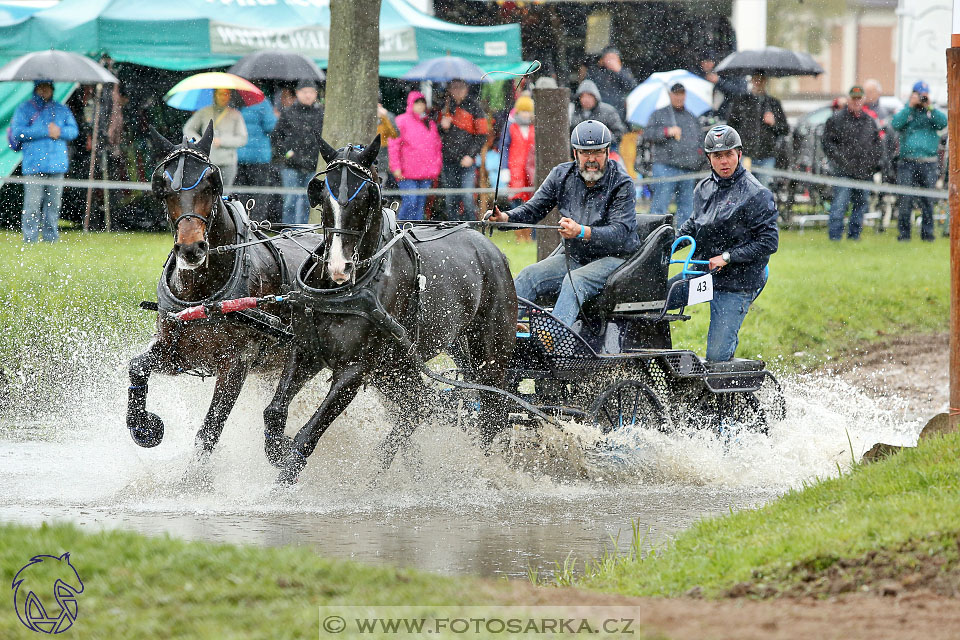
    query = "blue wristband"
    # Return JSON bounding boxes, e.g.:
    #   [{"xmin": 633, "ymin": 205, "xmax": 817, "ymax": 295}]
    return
[{"xmin": 577, "ymin": 225, "xmax": 586, "ymax": 238}]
